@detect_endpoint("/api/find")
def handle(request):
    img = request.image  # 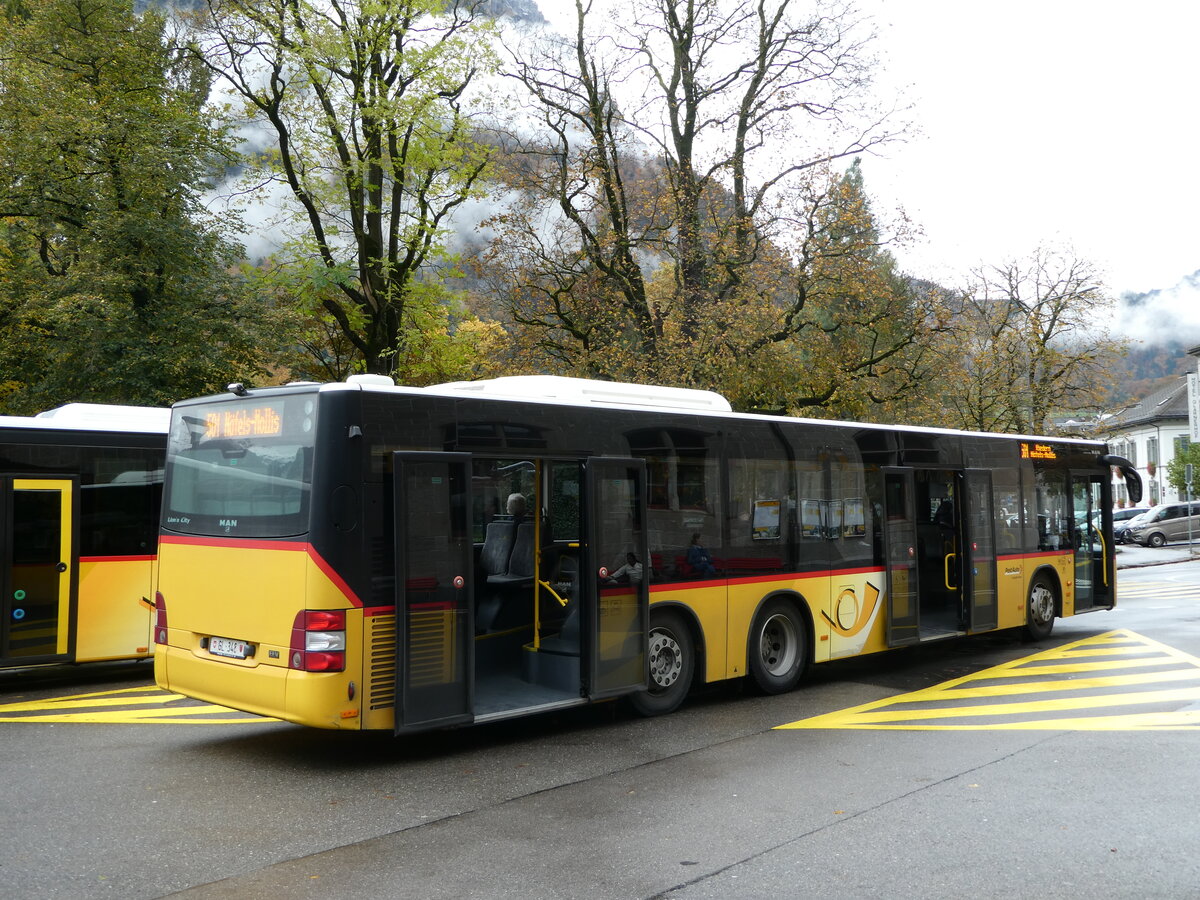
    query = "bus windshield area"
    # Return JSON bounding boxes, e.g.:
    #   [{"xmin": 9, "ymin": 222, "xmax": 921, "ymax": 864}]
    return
[{"xmin": 163, "ymin": 397, "xmax": 316, "ymax": 538}]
